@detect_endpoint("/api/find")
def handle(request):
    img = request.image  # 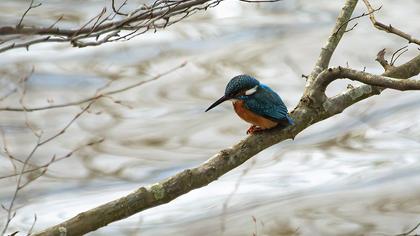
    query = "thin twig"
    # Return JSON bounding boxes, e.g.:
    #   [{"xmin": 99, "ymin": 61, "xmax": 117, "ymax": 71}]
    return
[
  {"xmin": 0, "ymin": 0, "xmax": 227, "ymax": 53},
  {"xmin": 0, "ymin": 138, "xmax": 104, "ymax": 180},
  {"xmin": 396, "ymin": 222, "xmax": 420, "ymax": 236},
  {"xmin": 362, "ymin": 0, "xmax": 420, "ymax": 45},
  {"xmin": 112, "ymin": 0, "xmax": 129, "ymax": 16},
  {"xmin": 17, "ymin": 0, "xmax": 42, "ymax": 29},
  {"xmin": 334, "ymin": 5, "xmax": 381, "ymax": 35},
  {"xmin": 26, "ymin": 214, "xmax": 37, "ymax": 236},
  {"xmin": 0, "ymin": 62, "xmax": 186, "ymax": 112},
  {"xmin": 39, "ymin": 101, "xmax": 95, "ymax": 145},
  {"xmin": 27, "ymin": 1, "xmax": 420, "ymax": 235},
  {"xmin": 46, "ymin": 15, "xmax": 63, "ymax": 30},
  {"xmin": 390, "ymin": 45, "xmax": 409, "ymax": 66},
  {"xmin": 0, "ymin": 88, "xmax": 18, "ymax": 102},
  {"xmin": 0, "ymin": 129, "xmax": 18, "ymax": 178},
  {"xmin": 1, "ymin": 99, "xmax": 97, "ymax": 235}
]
